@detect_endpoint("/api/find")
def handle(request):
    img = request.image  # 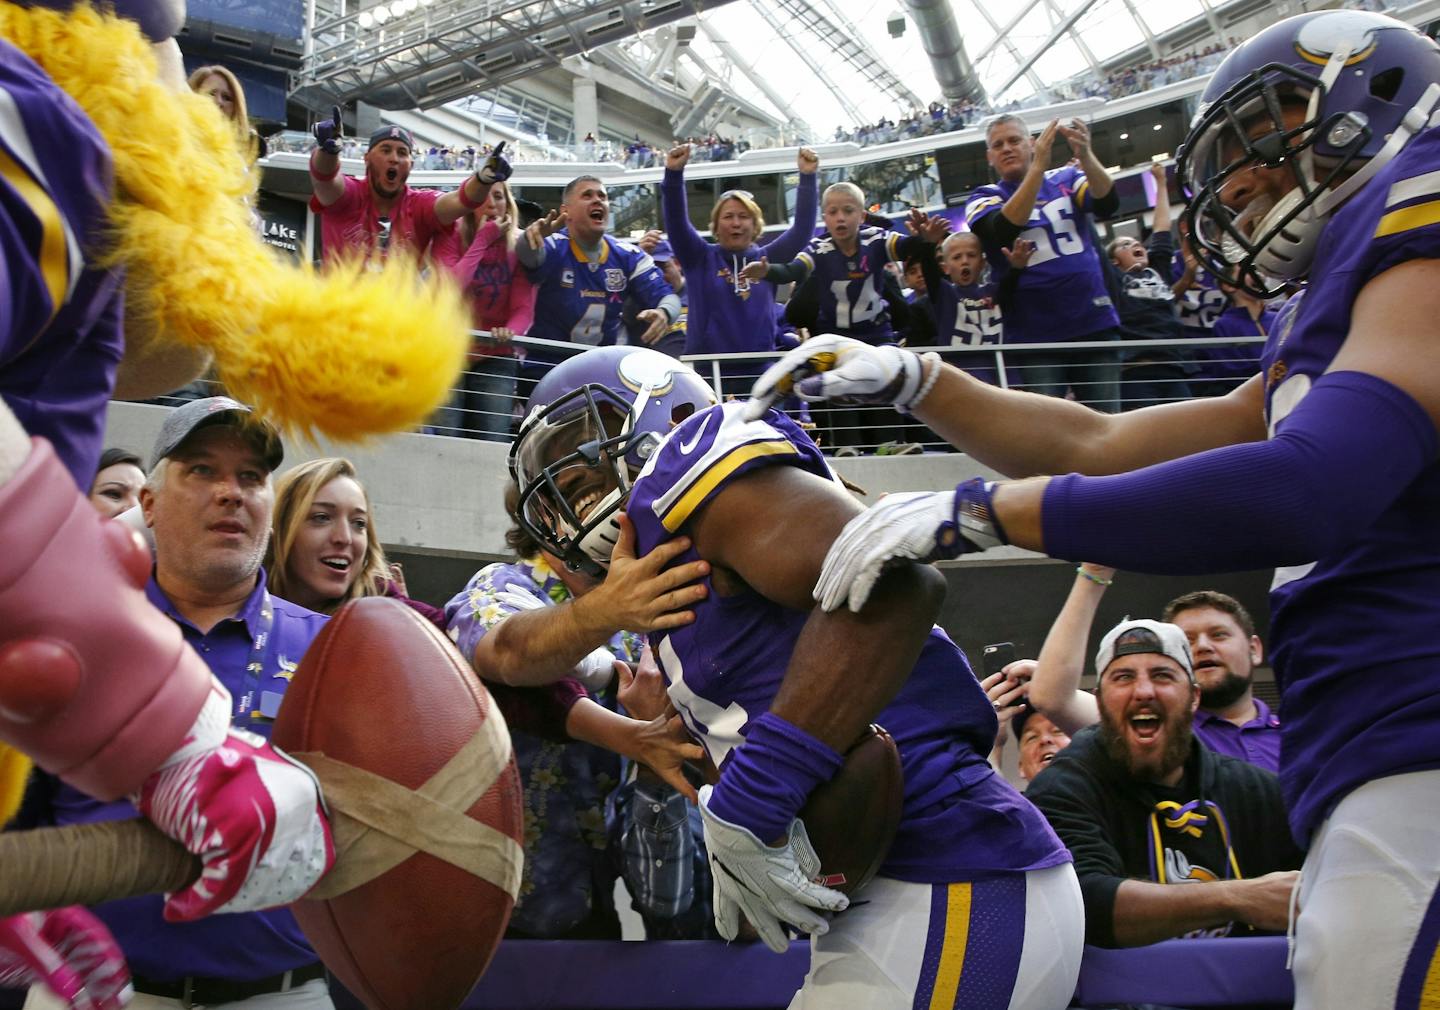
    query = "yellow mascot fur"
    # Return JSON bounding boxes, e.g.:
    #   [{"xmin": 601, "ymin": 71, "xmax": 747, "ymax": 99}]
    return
[{"xmin": 0, "ymin": 4, "xmax": 474, "ymax": 821}]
